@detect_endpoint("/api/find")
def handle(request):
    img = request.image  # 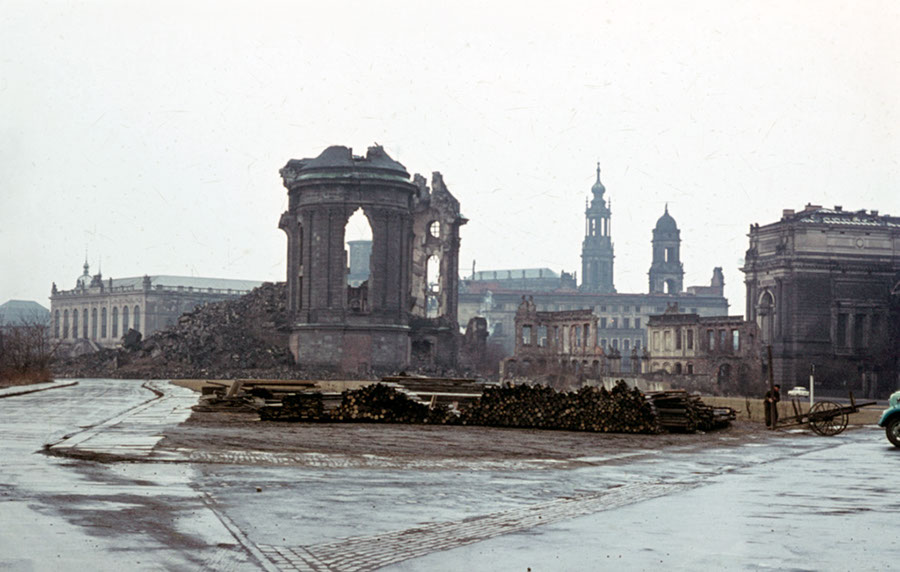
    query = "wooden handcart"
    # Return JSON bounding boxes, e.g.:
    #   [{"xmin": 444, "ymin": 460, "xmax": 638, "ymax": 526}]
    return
[{"xmin": 777, "ymin": 392, "xmax": 876, "ymax": 436}]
